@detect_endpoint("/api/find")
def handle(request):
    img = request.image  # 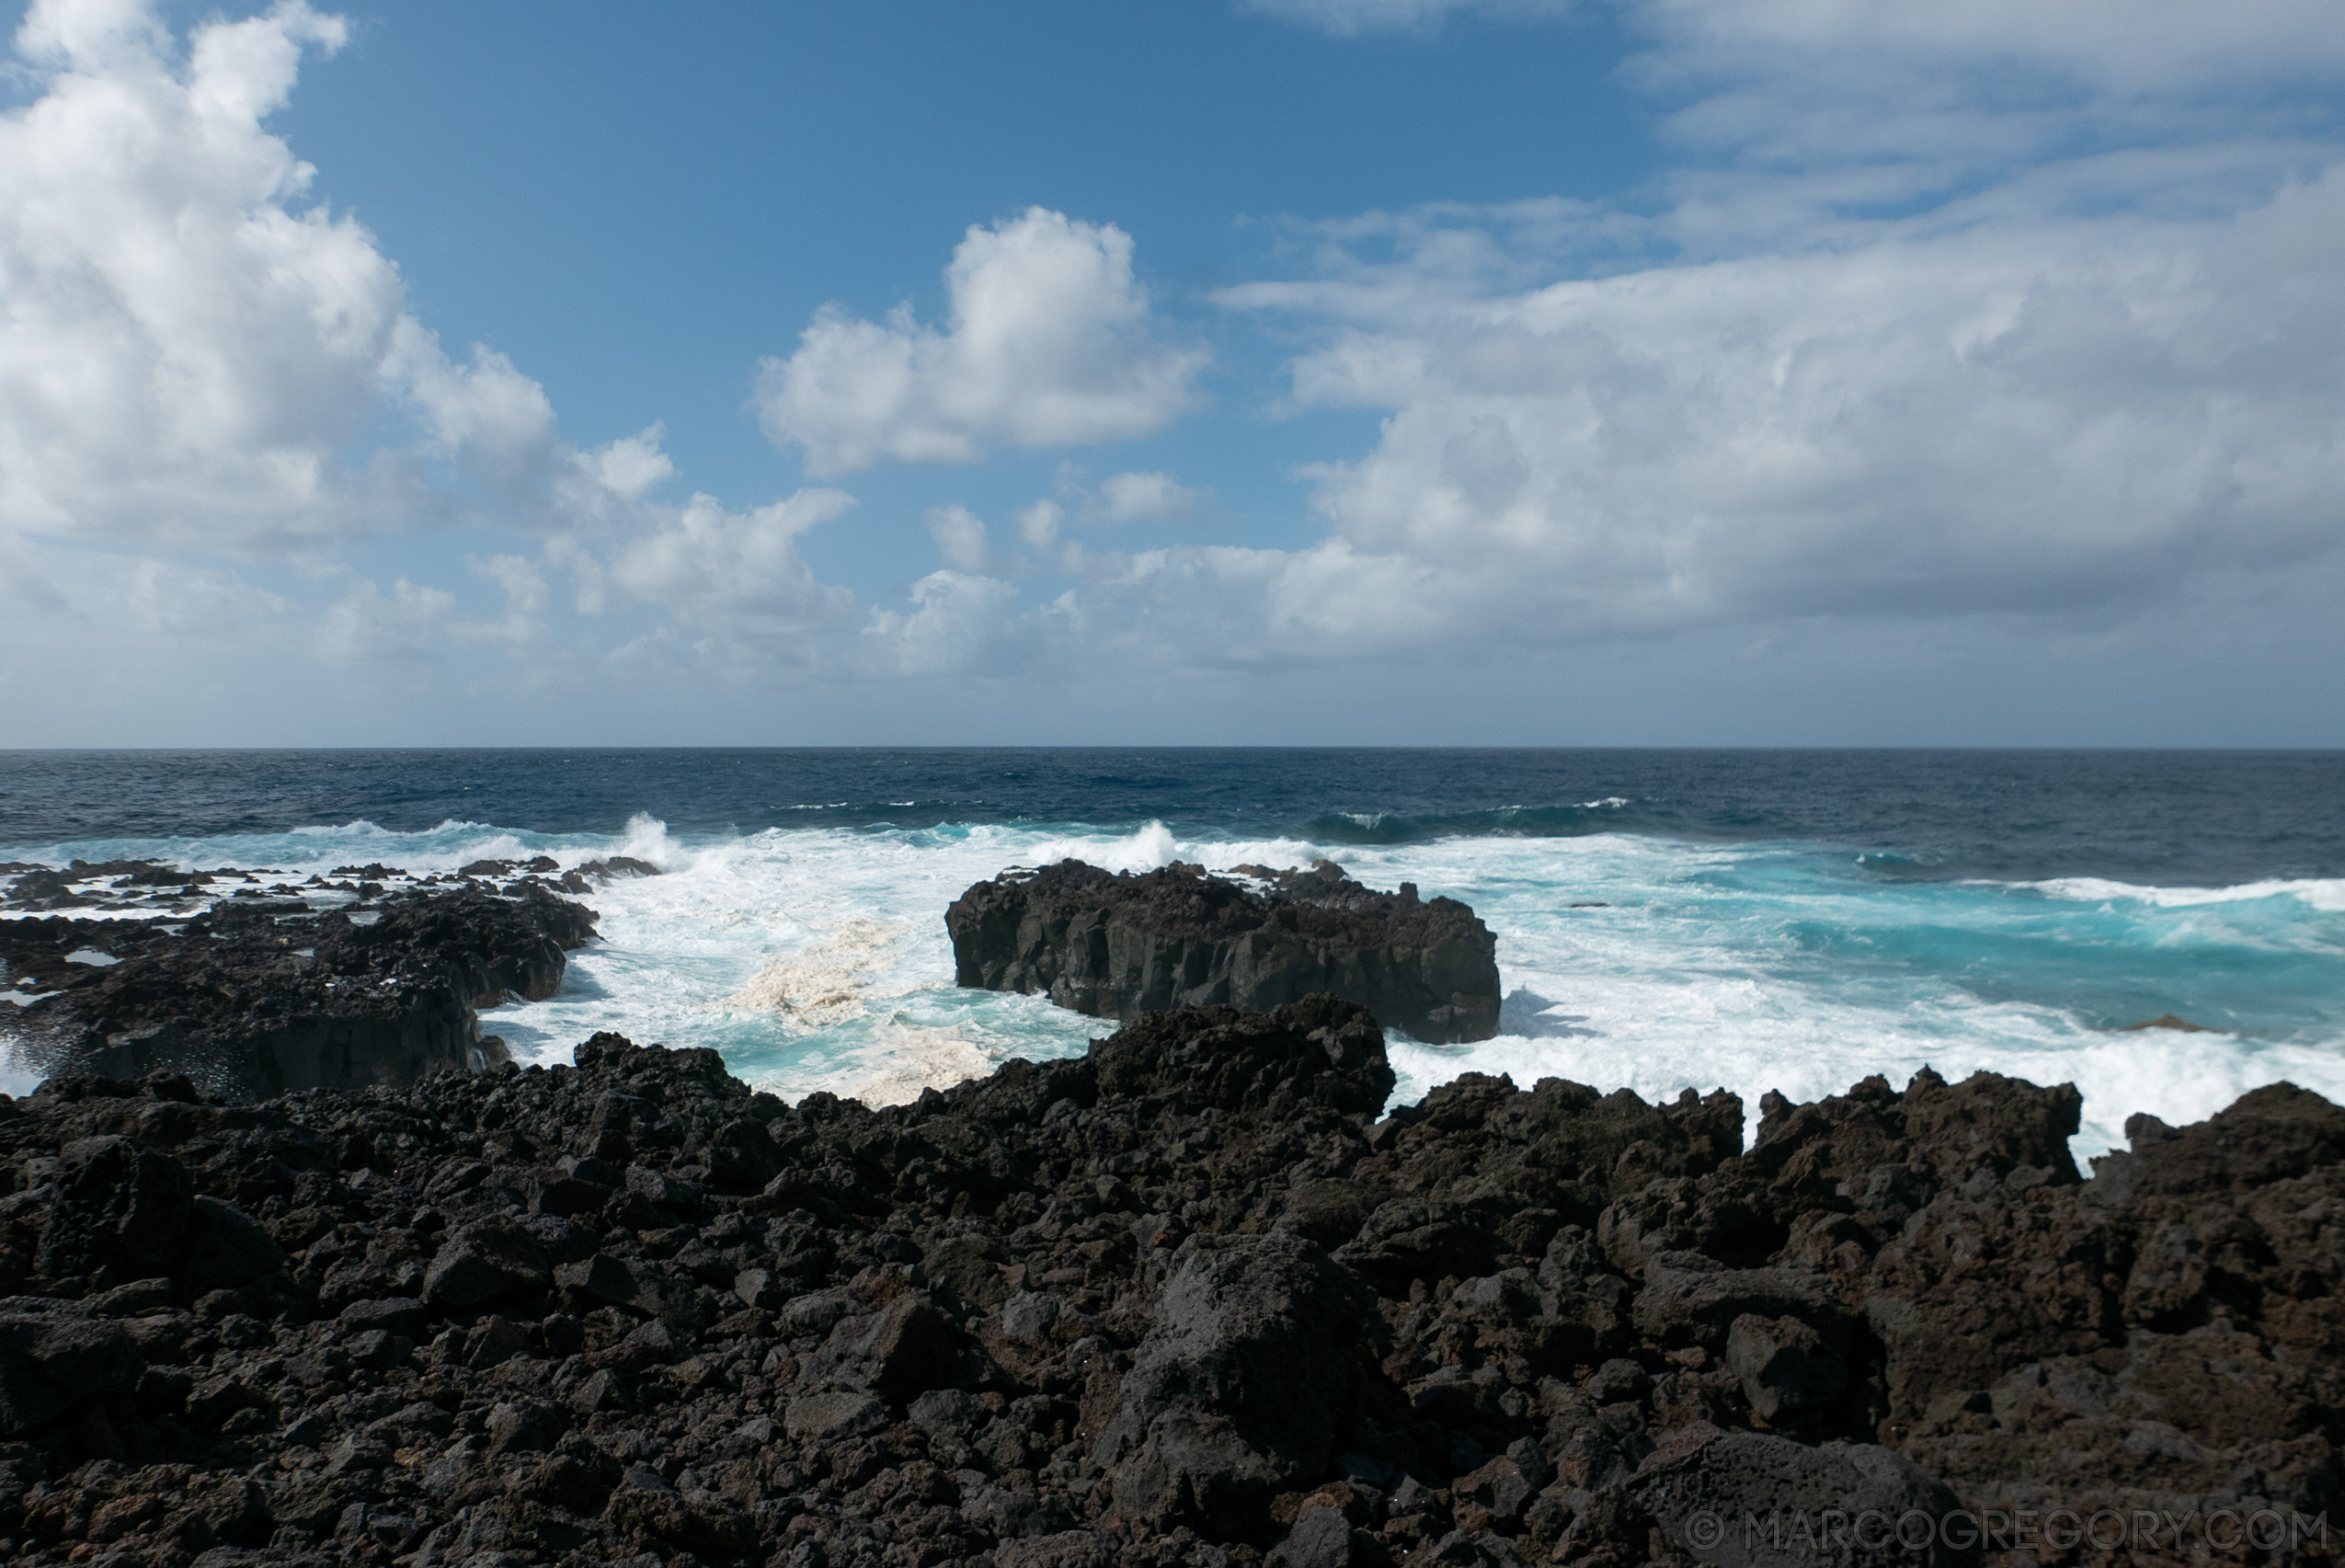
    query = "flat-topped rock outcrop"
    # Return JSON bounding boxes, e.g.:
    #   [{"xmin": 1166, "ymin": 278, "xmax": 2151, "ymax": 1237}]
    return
[
  {"xmin": 1, "ymin": 880, "xmax": 598, "ymax": 1101},
  {"xmin": 0, "ymin": 999, "xmax": 2336, "ymax": 1568},
  {"xmin": 945, "ymin": 858, "xmax": 1503, "ymax": 1041}
]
